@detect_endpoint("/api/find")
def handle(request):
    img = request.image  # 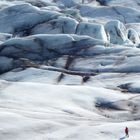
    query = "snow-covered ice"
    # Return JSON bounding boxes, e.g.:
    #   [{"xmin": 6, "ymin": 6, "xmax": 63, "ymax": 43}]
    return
[{"xmin": 0, "ymin": 0, "xmax": 140, "ymax": 140}]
